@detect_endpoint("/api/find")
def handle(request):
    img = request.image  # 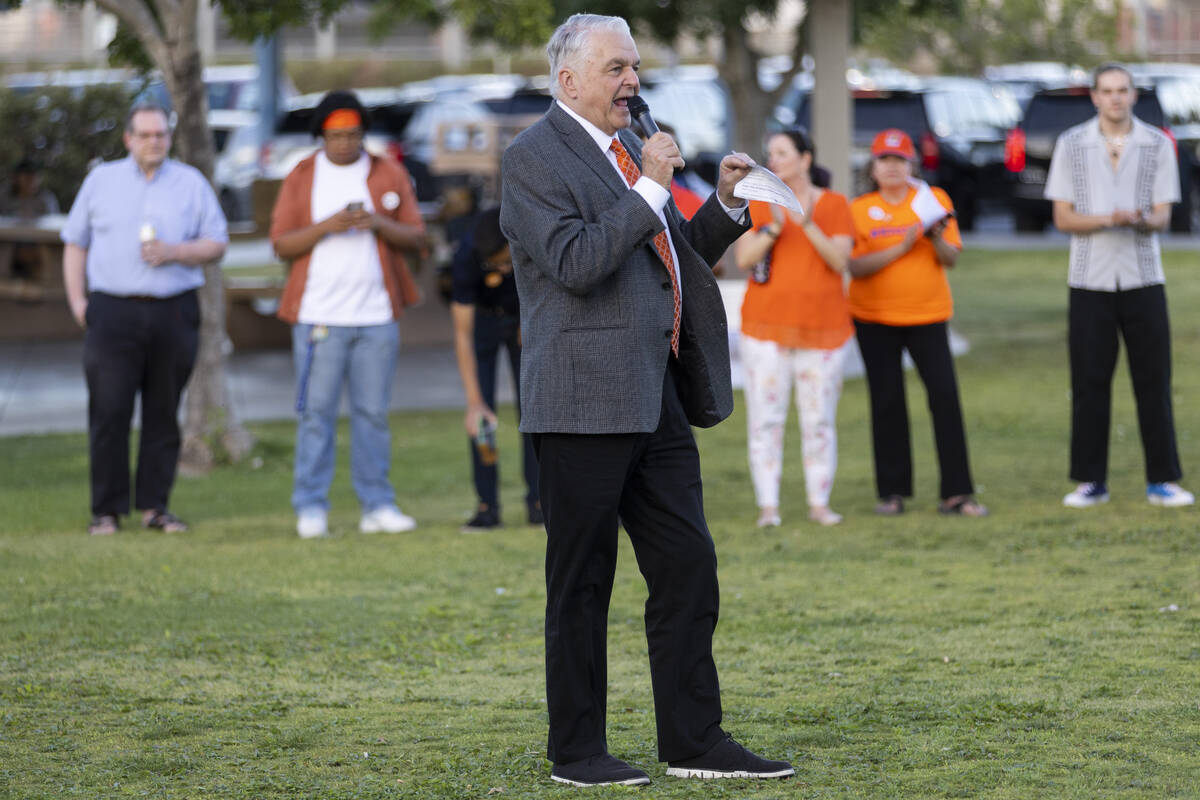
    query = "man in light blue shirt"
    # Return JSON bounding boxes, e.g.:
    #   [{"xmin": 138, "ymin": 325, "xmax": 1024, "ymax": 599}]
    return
[{"xmin": 61, "ymin": 102, "xmax": 227, "ymax": 535}]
